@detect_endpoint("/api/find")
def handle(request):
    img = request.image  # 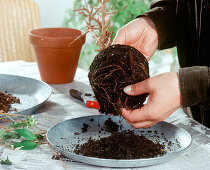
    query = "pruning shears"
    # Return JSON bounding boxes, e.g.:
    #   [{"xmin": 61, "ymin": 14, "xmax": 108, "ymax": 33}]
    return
[{"xmin": 69, "ymin": 89, "xmax": 100, "ymax": 110}]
